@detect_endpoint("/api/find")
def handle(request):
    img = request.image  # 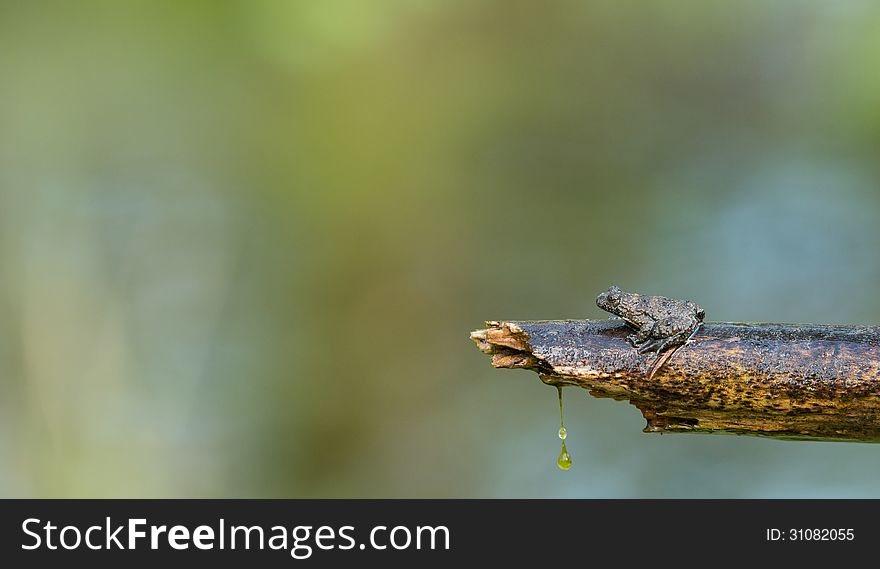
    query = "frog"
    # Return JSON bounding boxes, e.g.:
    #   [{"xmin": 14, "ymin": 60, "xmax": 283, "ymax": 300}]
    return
[{"xmin": 595, "ymin": 285, "xmax": 705, "ymax": 354}]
